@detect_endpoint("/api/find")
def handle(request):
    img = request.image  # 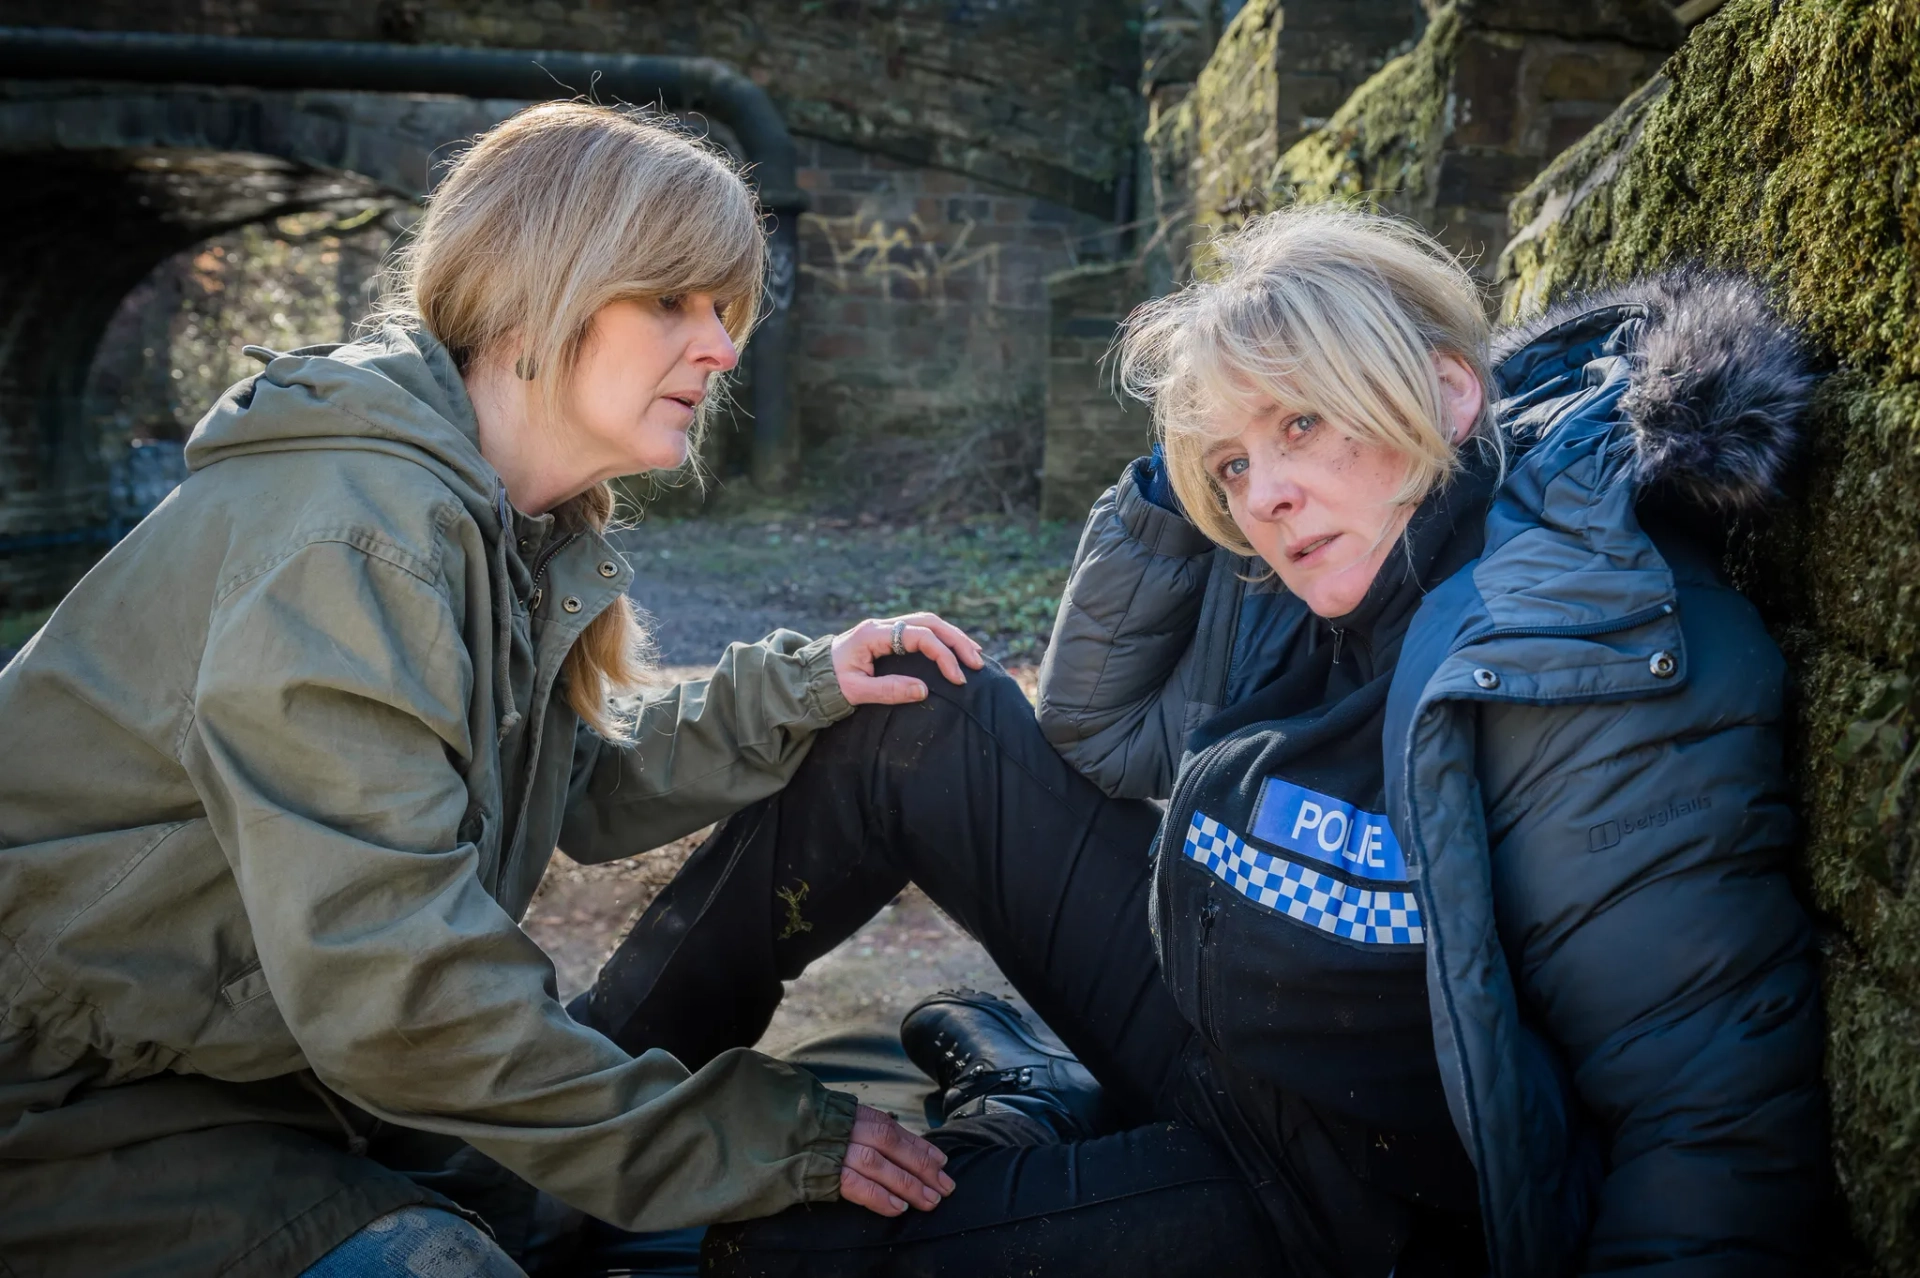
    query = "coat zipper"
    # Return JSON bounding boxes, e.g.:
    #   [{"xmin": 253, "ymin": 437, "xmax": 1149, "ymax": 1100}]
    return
[
  {"xmin": 1159, "ymin": 725, "xmax": 1267, "ymax": 1047},
  {"xmin": 494, "ymin": 529, "xmax": 584, "ymax": 899},
  {"xmin": 1330, "ymin": 625, "xmax": 1345, "ymax": 665},
  {"xmin": 1196, "ymin": 897, "xmax": 1221, "ymax": 1045},
  {"xmin": 523, "ymin": 532, "xmax": 580, "ymax": 612}
]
